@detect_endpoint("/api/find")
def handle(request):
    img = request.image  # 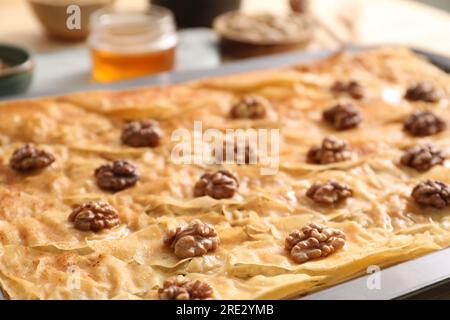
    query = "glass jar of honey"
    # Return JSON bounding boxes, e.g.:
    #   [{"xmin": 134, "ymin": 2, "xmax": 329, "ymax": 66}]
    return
[{"xmin": 88, "ymin": 6, "xmax": 177, "ymax": 83}]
